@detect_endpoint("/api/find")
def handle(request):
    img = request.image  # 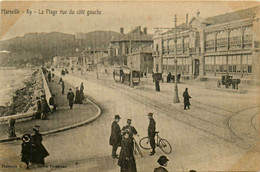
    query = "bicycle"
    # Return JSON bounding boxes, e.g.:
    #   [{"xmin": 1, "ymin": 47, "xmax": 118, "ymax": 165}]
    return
[
  {"xmin": 133, "ymin": 138, "xmax": 143, "ymax": 157},
  {"xmin": 139, "ymin": 131, "xmax": 172, "ymax": 154}
]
